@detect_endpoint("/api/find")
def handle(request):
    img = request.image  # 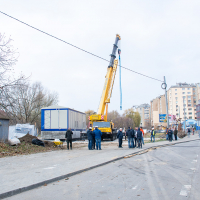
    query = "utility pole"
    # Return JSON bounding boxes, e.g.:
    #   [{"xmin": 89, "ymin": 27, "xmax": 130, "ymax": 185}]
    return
[{"xmin": 163, "ymin": 76, "xmax": 169, "ymax": 128}]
